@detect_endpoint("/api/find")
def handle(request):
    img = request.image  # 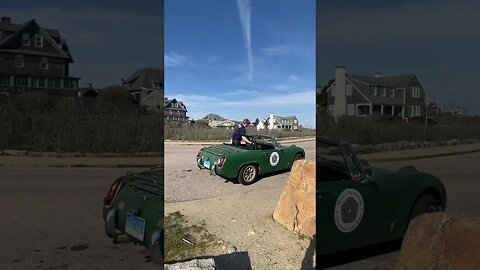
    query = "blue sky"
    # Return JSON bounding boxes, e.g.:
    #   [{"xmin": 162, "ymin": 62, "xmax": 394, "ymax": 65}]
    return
[
  {"xmin": 317, "ymin": 0, "xmax": 480, "ymax": 115},
  {"xmin": 2, "ymin": 1, "xmax": 163, "ymax": 88},
  {"xmin": 165, "ymin": 0, "xmax": 316, "ymax": 127}
]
